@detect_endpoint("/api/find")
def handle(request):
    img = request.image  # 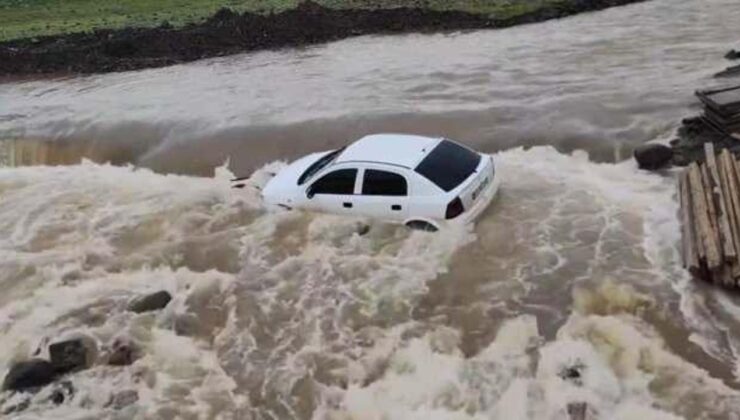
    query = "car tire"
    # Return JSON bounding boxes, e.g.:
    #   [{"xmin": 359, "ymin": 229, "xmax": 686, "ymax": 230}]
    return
[{"xmin": 405, "ymin": 220, "xmax": 439, "ymax": 232}]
